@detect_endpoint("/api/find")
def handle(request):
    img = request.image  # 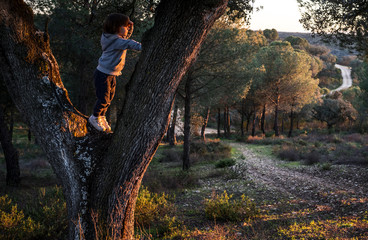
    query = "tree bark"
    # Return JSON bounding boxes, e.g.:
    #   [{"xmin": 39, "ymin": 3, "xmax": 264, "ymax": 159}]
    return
[
  {"xmin": 183, "ymin": 74, "xmax": 193, "ymax": 170},
  {"xmin": 201, "ymin": 107, "xmax": 210, "ymax": 142},
  {"xmin": 0, "ymin": 105, "xmax": 20, "ymax": 186},
  {"xmin": 251, "ymin": 105, "xmax": 257, "ymax": 137},
  {"xmin": 167, "ymin": 100, "xmax": 178, "ymax": 146},
  {"xmin": 273, "ymin": 94, "xmax": 280, "ymax": 136},
  {"xmin": 226, "ymin": 106, "xmax": 230, "ymax": 135},
  {"xmin": 261, "ymin": 104, "xmax": 266, "ymax": 134},
  {"xmin": 288, "ymin": 106, "xmax": 294, "ymax": 138},
  {"xmin": 0, "ymin": 0, "xmax": 228, "ymax": 239}
]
